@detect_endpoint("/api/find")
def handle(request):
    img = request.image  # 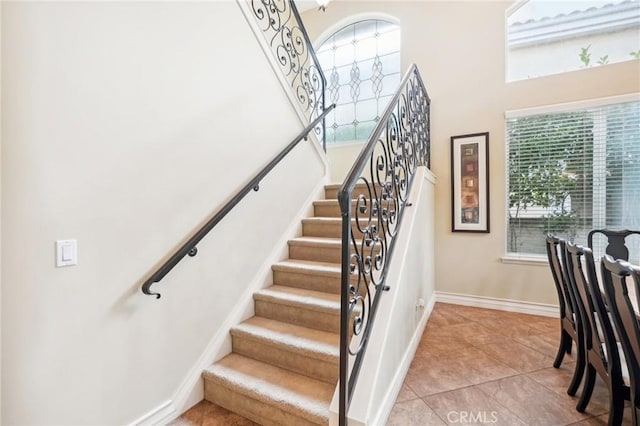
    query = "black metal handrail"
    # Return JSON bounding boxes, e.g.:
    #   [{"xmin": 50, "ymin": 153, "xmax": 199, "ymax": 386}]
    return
[
  {"xmin": 141, "ymin": 105, "xmax": 335, "ymax": 299},
  {"xmin": 250, "ymin": 0, "xmax": 328, "ymax": 150},
  {"xmin": 337, "ymin": 64, "xmax": 430, "ymax": 425}
]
